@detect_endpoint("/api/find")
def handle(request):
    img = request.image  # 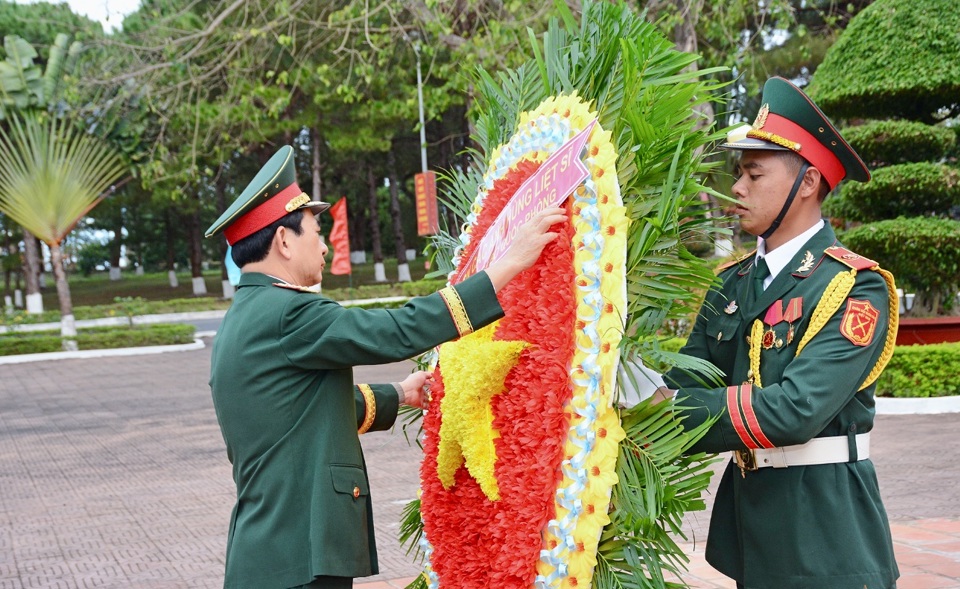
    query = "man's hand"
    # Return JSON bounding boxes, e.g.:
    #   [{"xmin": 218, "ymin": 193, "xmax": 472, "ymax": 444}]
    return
[
  {"xmin": 485, "ymin": 206, "xmax": 568, "ymax": 292},
  {"xmin": 398, "ymin": 371, "xmax": 434, "ymax": 409}
]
